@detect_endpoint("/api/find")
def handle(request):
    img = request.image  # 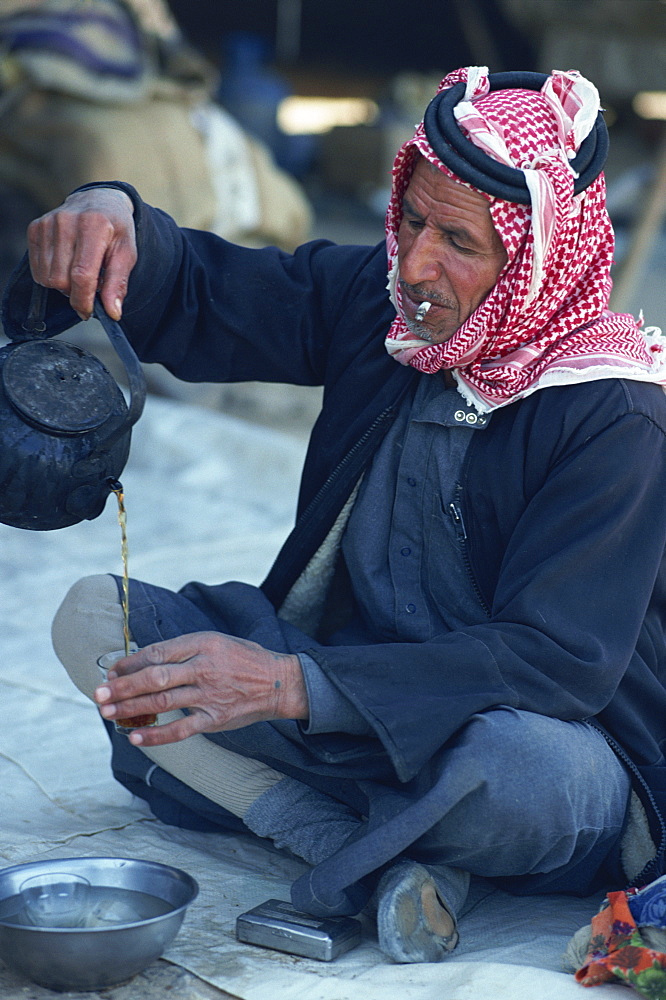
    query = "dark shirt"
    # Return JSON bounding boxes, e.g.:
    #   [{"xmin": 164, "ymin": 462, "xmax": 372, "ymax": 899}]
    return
[{"xmin": 301, "ymin": 373, "xmax": 491, "ymax": 733}]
